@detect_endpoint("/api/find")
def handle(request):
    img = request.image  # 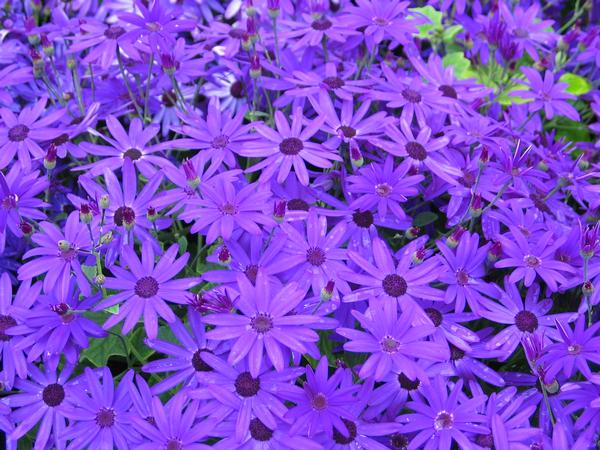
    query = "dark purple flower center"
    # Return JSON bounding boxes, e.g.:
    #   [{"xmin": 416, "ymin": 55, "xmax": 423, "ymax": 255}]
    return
[
  {"xmin": 235, "ymin": 371, "xmax": 261, "ymax": 397},
  {"xmin": 162, "ymin": 91, "xmax": 177, "ymax": 107},
  {"xmin": 338, "ymin": 125, "xmax": 356, "ymax": 138},
  {"xmin": 0, "ymin": 315, "xmax": 17, "ymax": 341},
  {"xmin": 114, "ymin": 206, "xmax": 136, "ymax": 227},
  {"xmin": 42, "ymin": 383, "xmax": 65, "ymax": 407},
  {"xmin": 250, "ymin": 313, "xmax": 273, "ymax": 334},
  {"xmin": 287, "ymin": 198, "xmax": 310, "ymax": 211},
  {"xmin": 425, "ymin": 307, "xmax": 443, "ymax": 327},
  {"xmin": 2, "ymin": 194, "xmax": 18, "ymax": 209},
  {"xmin": 375, "ymin": 182, "xmax": 393, "ymax": 197},
  {"xmin": 523, "ymin": 254, "xmax": 541, "ymax": 268},
  {"xmin": 372, "ymin": 16, "xmax": 389, "ymax": 26},
  {"xmin": 333, "ymin": 418, "xmax": 357, "ymax": 444},
  {"xmin": 401, "ymin": 88, "xmax": 422, "ymax": 103},
  {"xmin": 134, "ymin": 276, "xmax": 159, "ymax": 298},
  {"xmin": 8, "ymin": 124, "xmax": 29, "ymax": 142},
  {"xmin": 166, "ymin": 440, "xmax": 182, "ymax": 450},
  {"xmin": 219, "ymin": 202, "xmax": 238, "ymax": 215},
  {"xmin": 123, "ymin": 148, "xmax": 142, "ymax": 161},
  {"xmin": 95, "ymin": 407, "xmax": 116, "ymax": 428},
  {"xmin": 405, "ymin": 141, "xmax": 427, "ymax": 161},
  {"xmin": 514, "ymin": 310, "xmax": 538, "ymax": 333},
  {"xmin": 212, "ymin": 134, "xmax": 230, "ymax": 149},
  {"xmin": 230, "ymin": 81, "xmax": 245, "ymax": 99},
  {"xmin": 228, "ymin": 28, "xmax": 247, "ymax": 39},
  {"xmin": 390, "ymin": 434, "xmax": 409, "ymax": 449},
  {"xmin": 382, "ymin": 274, "xmax": 407, "ymax": 297},
  {"xmin": 380, "ymin": 335, "xmax": 399, "ymax": 353},
  {"xmin": 434, "ymin": 410, "xmax": 454, "ymax": 430},
  {"xmin": 249, "ymin": 418, "xmax": 273, "ymax": 441},
  {"xmin": 458, "ymin": 171, "xmax": 476, "ymax": 187},
  {"xmin": 322, "ymin": 76, "xmax": 345, "ymax": 89},
  {"xmin": 450, "ymin": 345, "xmax": 465, "ymax": 360},
  {"xmin": 245, "ymin": 264, "xmax": 259, "ymax": 284},
  {"xmin": 279, "ymin": 137, "xmax": 303, "ymax": 155},
  {"xmin": 104, "ymin": 26, "xmax": 125, "ymax": 39},
  {"xmin": 438, "ymin": 85, "xmax": 457, "ymax": 99},
  {"xmin": 145, "ymin": 416, "xmax": 156, "ymax": 426},
  {"xmin": 306, "ymin": 247, "xmax": 326, "ymax": 266},
  {"xmin": 352, "ymin": 210, "xmax": 374, "ymax": 228},
  {"xmin": 475, "ymin": 434, "xmax": 494, "ymax": 448},
  {"xmin": 397, "ymin": 373, "xmax": 420, "ymax": 390},
  {"xmin": 52, "ymin": 133, "xmax": 70, "ymax": 146},
  {"xmin": 311, "ymin": 18, "xmax": 332, "ymax": 30},
  {"xmin": 191, "ymin": 349, "xmax": 213, "ymax": 372},
  {"xmin": 311, "ymin": 392, "xmax": 328, "ymax": 410},
  {"xmin": 59, "ymin": 248, "xmax": 78, "ymax": 262},
  {"xmin": 456, "ymin": 269, "xmax": 469, "ymax": 286}
]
